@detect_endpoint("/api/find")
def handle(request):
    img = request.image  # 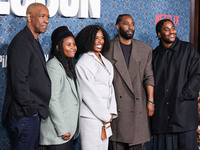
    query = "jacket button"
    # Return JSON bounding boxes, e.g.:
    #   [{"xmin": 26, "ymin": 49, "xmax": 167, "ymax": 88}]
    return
[
  {"xmin": 136, "ymin": 97, "xmax": 140, "ymax": 100},
  {"xmin": 120, "ymin": 96, "xmax": 122, "ymax": 98}
]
